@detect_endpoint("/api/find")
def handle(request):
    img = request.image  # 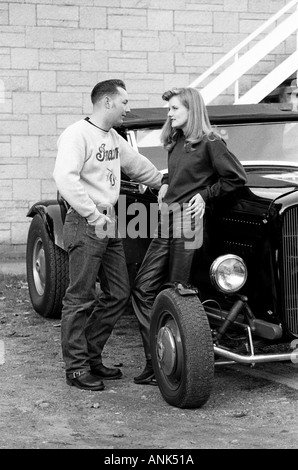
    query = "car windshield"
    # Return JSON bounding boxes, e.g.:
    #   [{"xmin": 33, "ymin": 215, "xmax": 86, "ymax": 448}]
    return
[
  {"xmin": 219, "ymin": 122, "xmax": 298, "ymax": 164},
  {"xmin": 133, "ymin": 121, "xmax": 298, "ymax": 184}
]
